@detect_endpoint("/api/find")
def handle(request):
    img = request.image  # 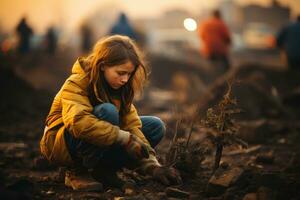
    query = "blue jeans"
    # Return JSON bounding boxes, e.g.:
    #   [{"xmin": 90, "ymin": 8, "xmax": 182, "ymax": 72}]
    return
[{"xmin": 64, "ymin": 103, "xmax": 165, "ymax": 169}]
